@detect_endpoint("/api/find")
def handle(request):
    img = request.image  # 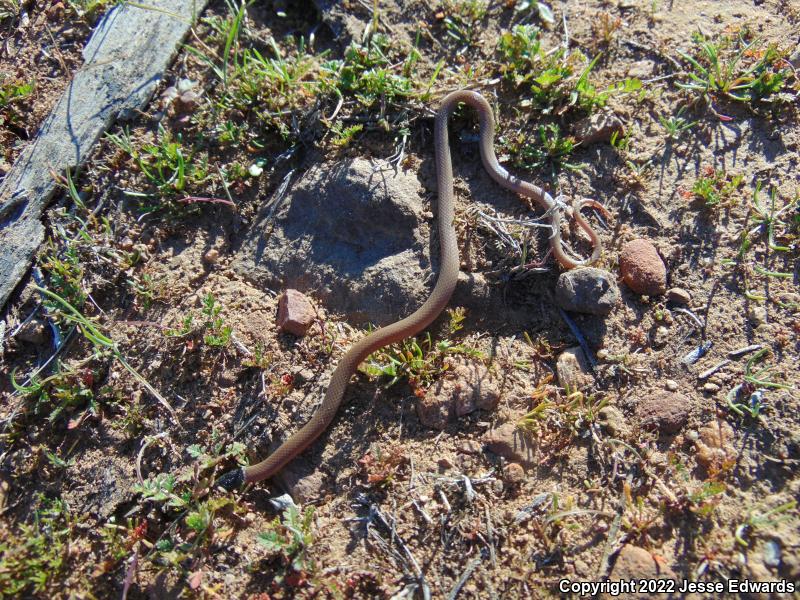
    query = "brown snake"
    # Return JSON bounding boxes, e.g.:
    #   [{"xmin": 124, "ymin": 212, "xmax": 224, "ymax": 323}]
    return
[{"xmin": 217, "ymin": 90, "xmax": 608, "ymax": 490}]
